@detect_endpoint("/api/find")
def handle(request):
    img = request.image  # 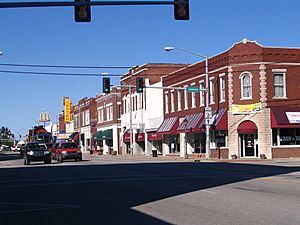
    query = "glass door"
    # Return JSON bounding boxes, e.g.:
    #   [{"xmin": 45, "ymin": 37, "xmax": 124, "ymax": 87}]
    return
[{"xmin": 240, "ymin": 134, "xmax": 258, "ymax": 158}]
